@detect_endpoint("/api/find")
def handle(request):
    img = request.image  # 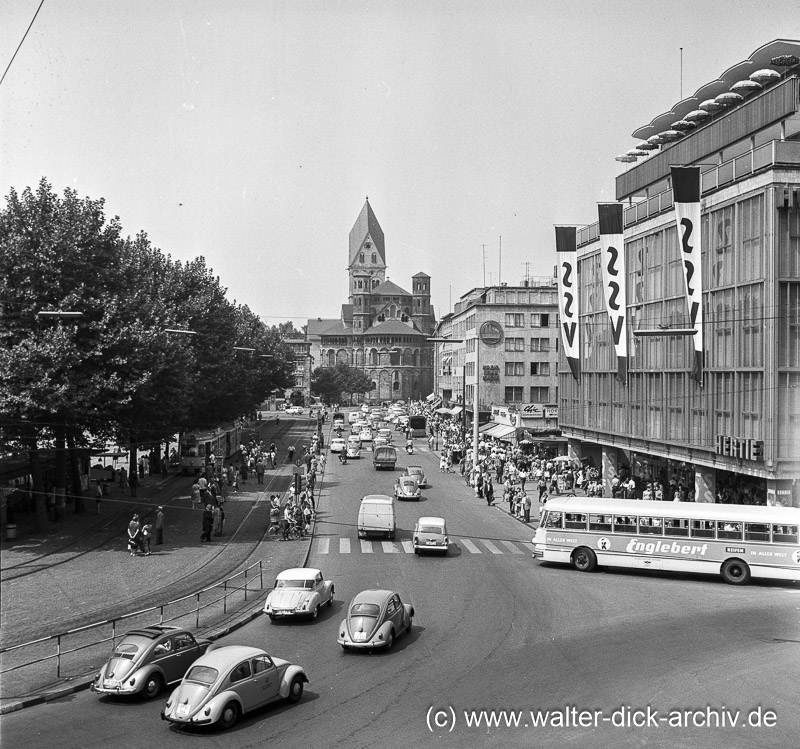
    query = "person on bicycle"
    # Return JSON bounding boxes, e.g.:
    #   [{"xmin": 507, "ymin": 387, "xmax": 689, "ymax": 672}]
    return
[{"xmin": 269, "ymin": 496, "xmax": 280, "ymax": 529}]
